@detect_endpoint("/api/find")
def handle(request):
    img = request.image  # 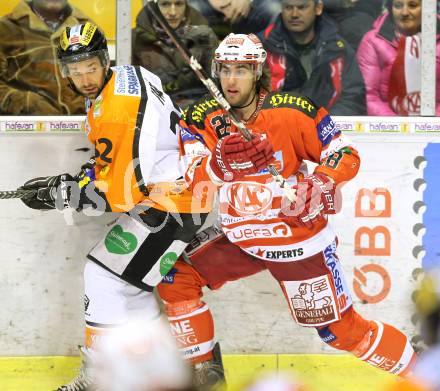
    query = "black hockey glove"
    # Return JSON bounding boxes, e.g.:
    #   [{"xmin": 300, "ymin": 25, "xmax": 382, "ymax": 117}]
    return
[{"xmin": 19, "ymin": 174, "xmax": 74, "ymax": 210}]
